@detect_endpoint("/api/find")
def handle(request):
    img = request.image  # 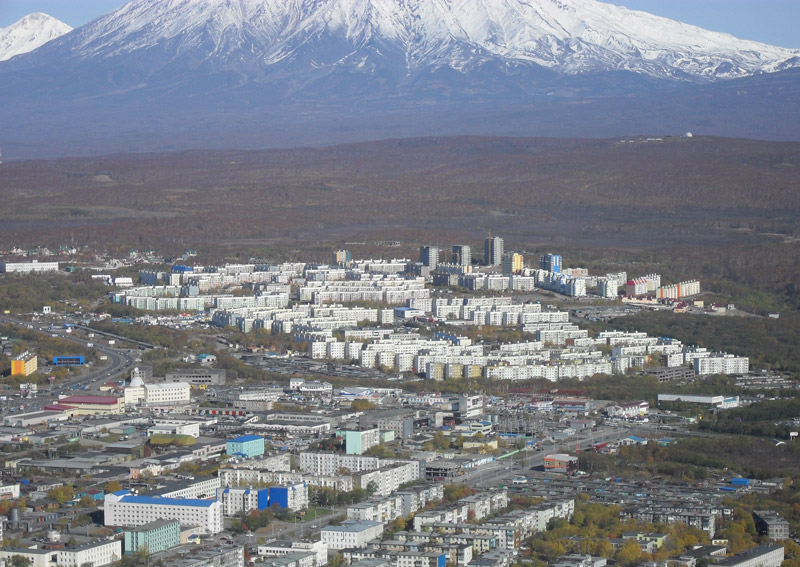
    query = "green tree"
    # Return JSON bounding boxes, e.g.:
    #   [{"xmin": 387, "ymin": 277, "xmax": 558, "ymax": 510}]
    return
[{"xmin": 9, "ymin": 557, "xmax": 32, "ymax": 567}]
